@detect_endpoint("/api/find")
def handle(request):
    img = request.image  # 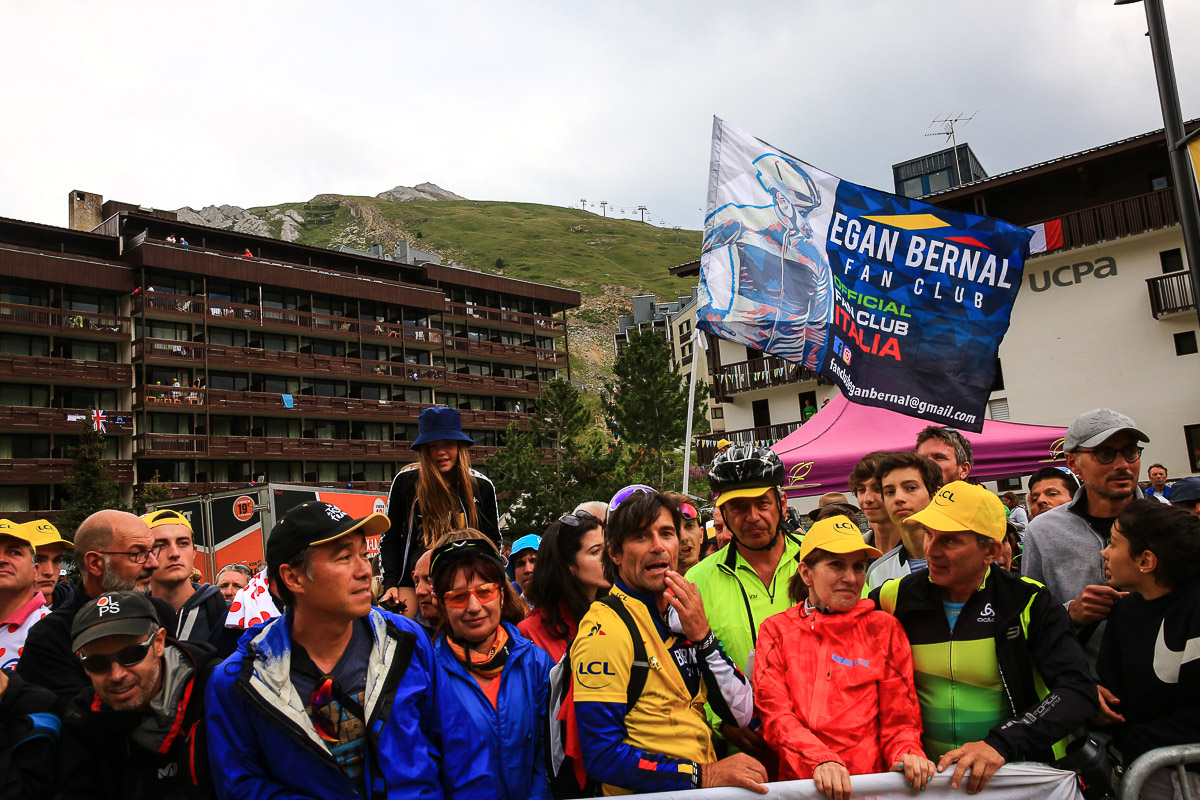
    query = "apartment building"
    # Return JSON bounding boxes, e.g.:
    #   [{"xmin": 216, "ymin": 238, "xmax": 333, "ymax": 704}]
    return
[{"xmin": 0, "ymin": 193, "xmax": 579, "ymax": 522}]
